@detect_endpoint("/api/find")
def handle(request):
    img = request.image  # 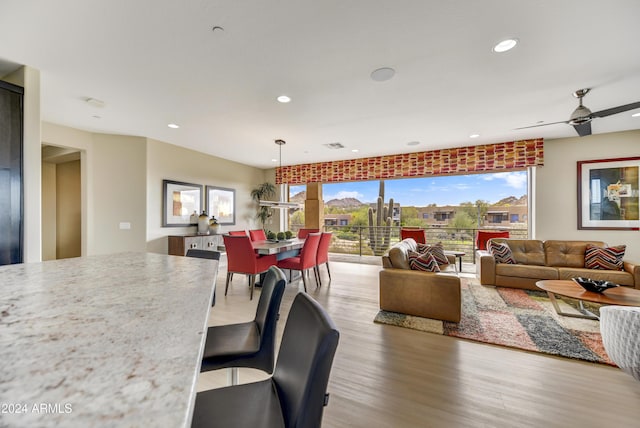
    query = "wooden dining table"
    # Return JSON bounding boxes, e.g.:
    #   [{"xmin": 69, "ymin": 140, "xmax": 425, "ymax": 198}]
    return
[{"xmin": 0, "ymin": 252, "xmax": 217, "ymax": 427}]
